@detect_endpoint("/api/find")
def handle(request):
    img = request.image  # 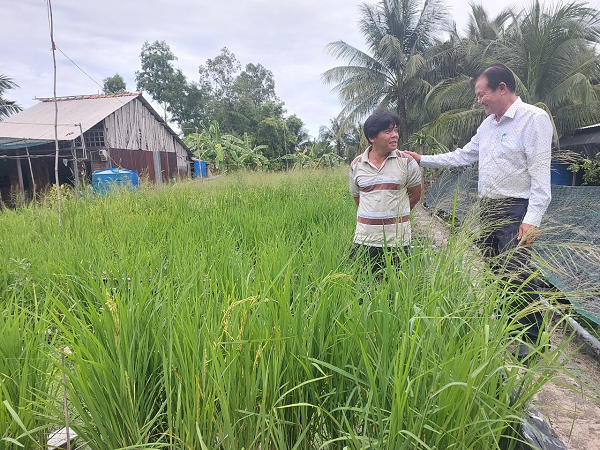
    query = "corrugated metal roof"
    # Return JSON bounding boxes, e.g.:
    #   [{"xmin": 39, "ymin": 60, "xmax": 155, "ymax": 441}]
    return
[
  {"xmin": 0, "ymin": 137, "xmax": 52, "ymax": 150},
  {"xmin": 0, "ymin": 93, "xmax": 139, "ymax": 141},
  {"xmin": 560, "ymin": 132, "xmax": 600, "ymax": 147}
]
